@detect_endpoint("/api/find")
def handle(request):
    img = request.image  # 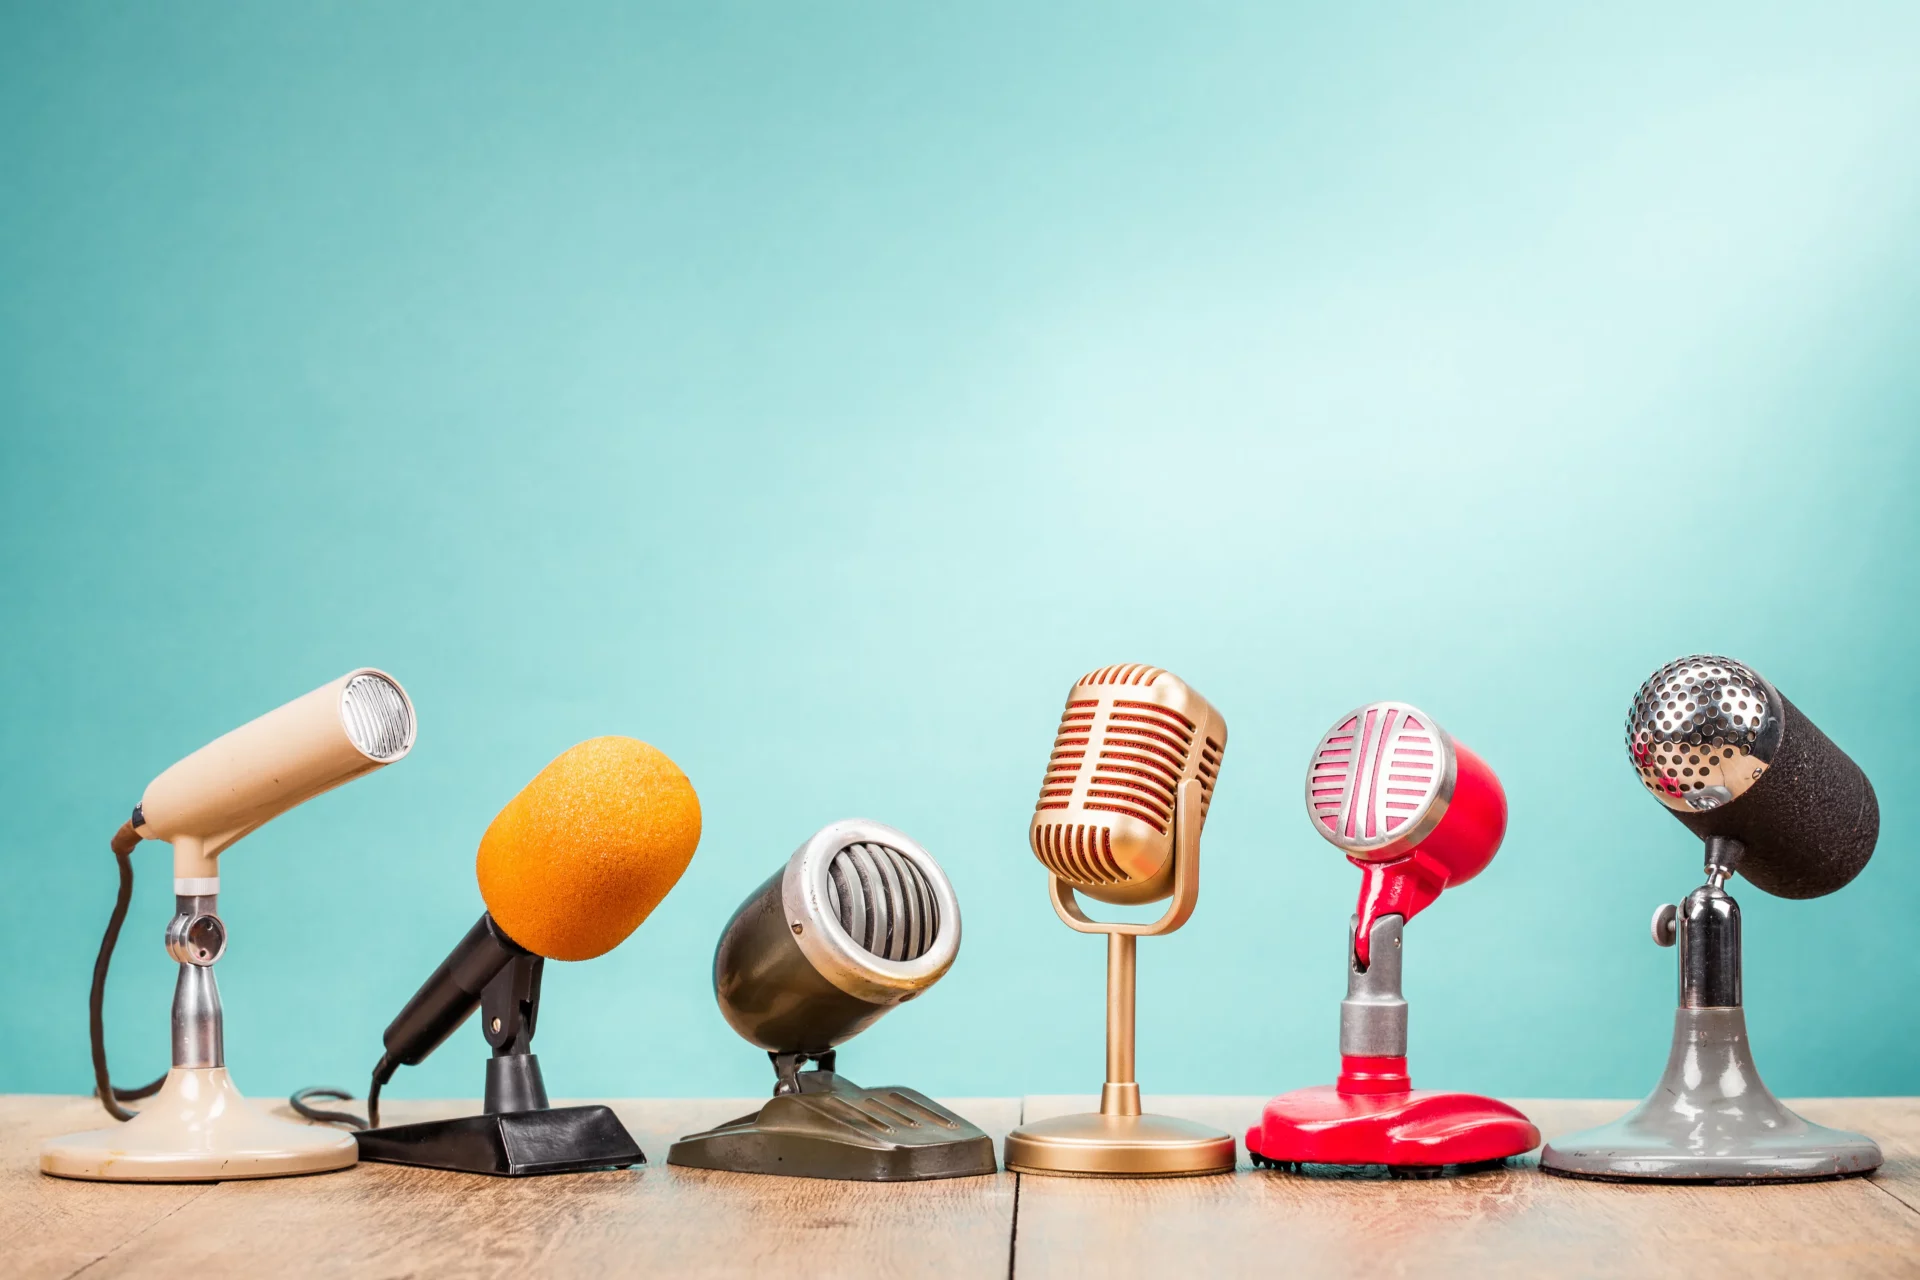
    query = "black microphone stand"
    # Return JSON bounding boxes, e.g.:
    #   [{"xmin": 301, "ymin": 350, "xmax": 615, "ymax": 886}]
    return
[{"xmin": 355, "ymin": 953, "xmax": 643, "ymax": 1177}]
